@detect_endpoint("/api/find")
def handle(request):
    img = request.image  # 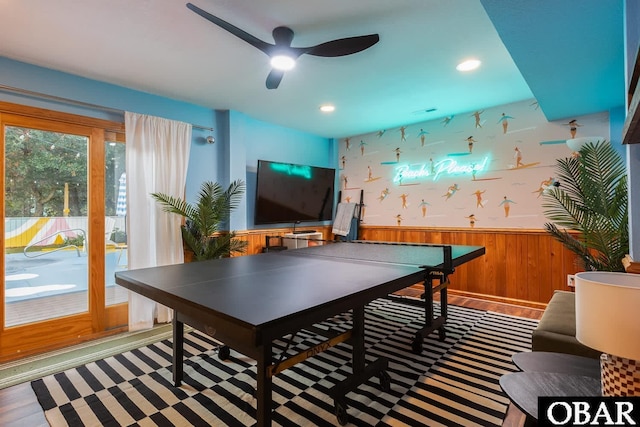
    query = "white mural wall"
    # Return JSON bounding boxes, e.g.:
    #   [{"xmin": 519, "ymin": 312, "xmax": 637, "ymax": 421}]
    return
[{"xmin": 338, "ymin": 99, "xmax": 609, "ymax": 229}]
